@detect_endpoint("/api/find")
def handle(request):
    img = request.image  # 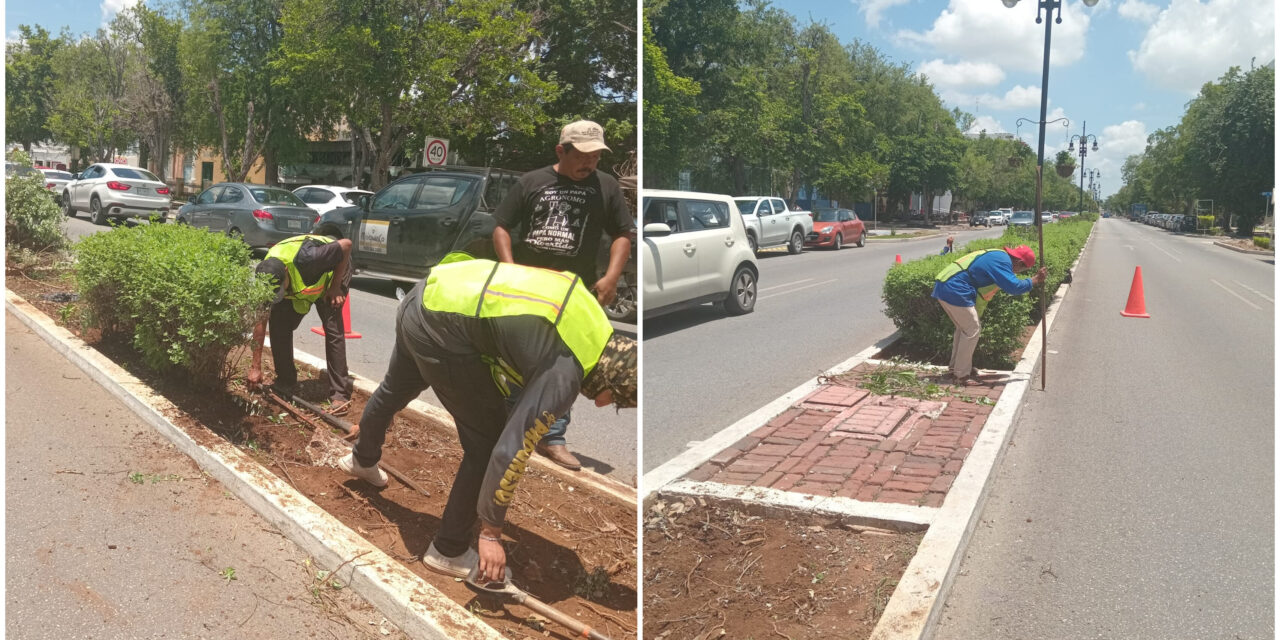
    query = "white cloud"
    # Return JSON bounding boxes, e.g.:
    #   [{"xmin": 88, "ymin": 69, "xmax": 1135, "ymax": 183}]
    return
[
  {"xmin": 918, "ymin": 59, "xmax": 1005, "ymax": 89},
  {"xmin": 1129, "ymin": 0, "xmax": 1275, "ymax": 94},
  {"xmin": 966, "ymin": 115, "xmax": 1008, "ymax": 135},
  {"xmin": 1118, "ymin": 0, "xmax": 1161, "ymax": 23},
  {"xmin": 101, "ymin": 0, "xmax": 142, "ymax": 26},
  {"xmin": 853, "ymin": 0, "xmax": 913, "ymax": 29},
  {"xmin": 896, "ymin": 0, "xmax": 1092, "ymax": 74},
  {"xmin": 944, "ymin": 85, "xmax": 1044, "ymax": 112}
]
